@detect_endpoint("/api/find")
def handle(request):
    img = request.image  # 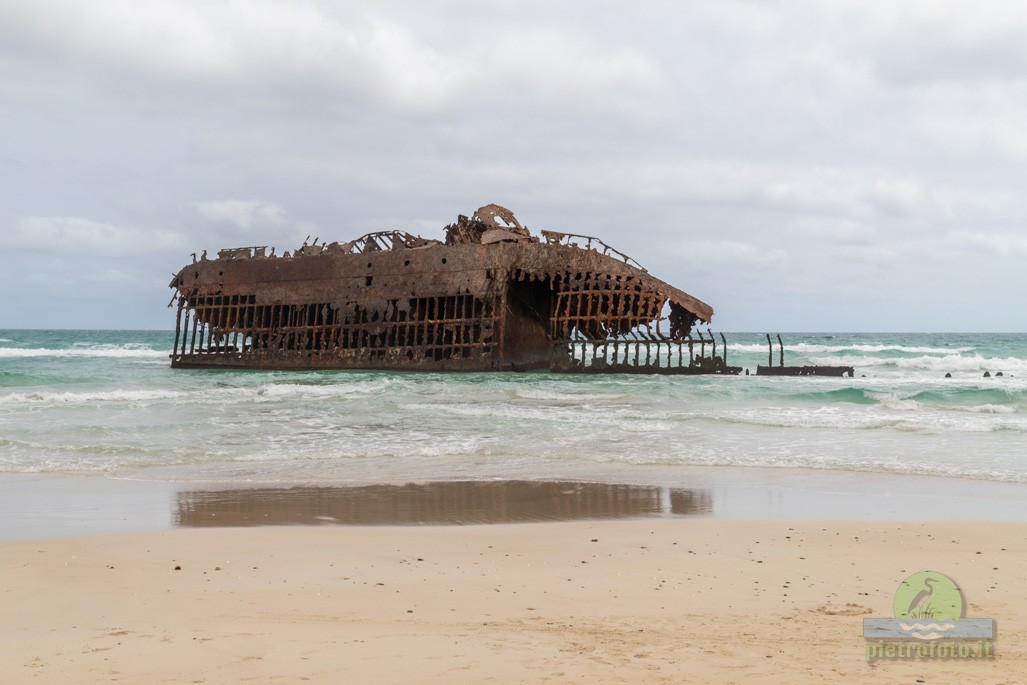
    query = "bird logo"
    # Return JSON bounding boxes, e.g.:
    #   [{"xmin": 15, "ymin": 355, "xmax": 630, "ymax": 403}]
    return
[
  {"xmin": 891, "ymin": 571, "xmax": 965, "ymax": 639},
  {"xmin": 865, "ymin": 570, "xmax": 993, "ymax": 648}
]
